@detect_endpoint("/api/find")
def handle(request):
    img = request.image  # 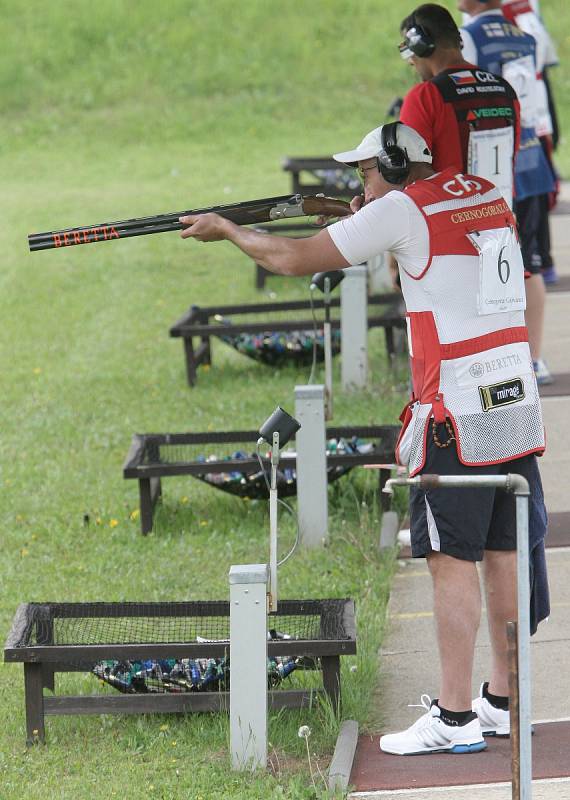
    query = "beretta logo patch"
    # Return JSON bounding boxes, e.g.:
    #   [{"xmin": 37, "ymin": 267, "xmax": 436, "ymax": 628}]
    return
[{"xmin": 479, "ymin": 378, "xmax": 525, "ymax": 412}]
